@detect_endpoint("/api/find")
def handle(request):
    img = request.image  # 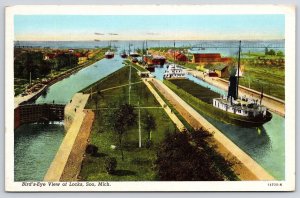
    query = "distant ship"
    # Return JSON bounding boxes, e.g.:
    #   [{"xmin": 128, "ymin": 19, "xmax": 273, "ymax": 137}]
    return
[
  {"xmin": 212, "ymin": 41, "xmax": 272, "ymax": 127},
  {"xmin": 163, "ymin": 64, "xmax": 186, "ymax": 79},
  {"xmin": 105, "ymin": 50, "xmax": 114, "ymax": 59},
  {"xmin": 129, "ymin": 51, "xmax": 140, "ymax": 58},
  {"xmin": 120, "ymin": 50, "xmax": 128, "ymax": 58}
]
